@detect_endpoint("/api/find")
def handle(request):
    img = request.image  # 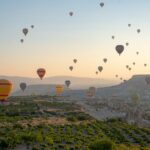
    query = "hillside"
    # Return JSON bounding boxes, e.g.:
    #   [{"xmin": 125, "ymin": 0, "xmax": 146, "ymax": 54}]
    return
[
  {"xmin": 96, "ymin": 75, "xmax": 150, "ymax": 99},
  {"xmin": 0, "ymin": 96, "xmax": 149, "ymax": 150}
]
